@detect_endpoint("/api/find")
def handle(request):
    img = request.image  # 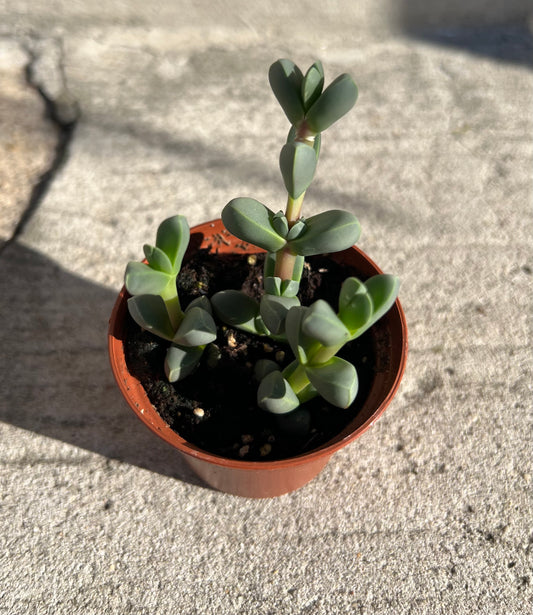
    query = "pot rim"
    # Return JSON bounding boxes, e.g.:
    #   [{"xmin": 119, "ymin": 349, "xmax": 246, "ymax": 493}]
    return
[{"xmin": 108, "ymin": 218, "xmax": 408, "ymax": 470}]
